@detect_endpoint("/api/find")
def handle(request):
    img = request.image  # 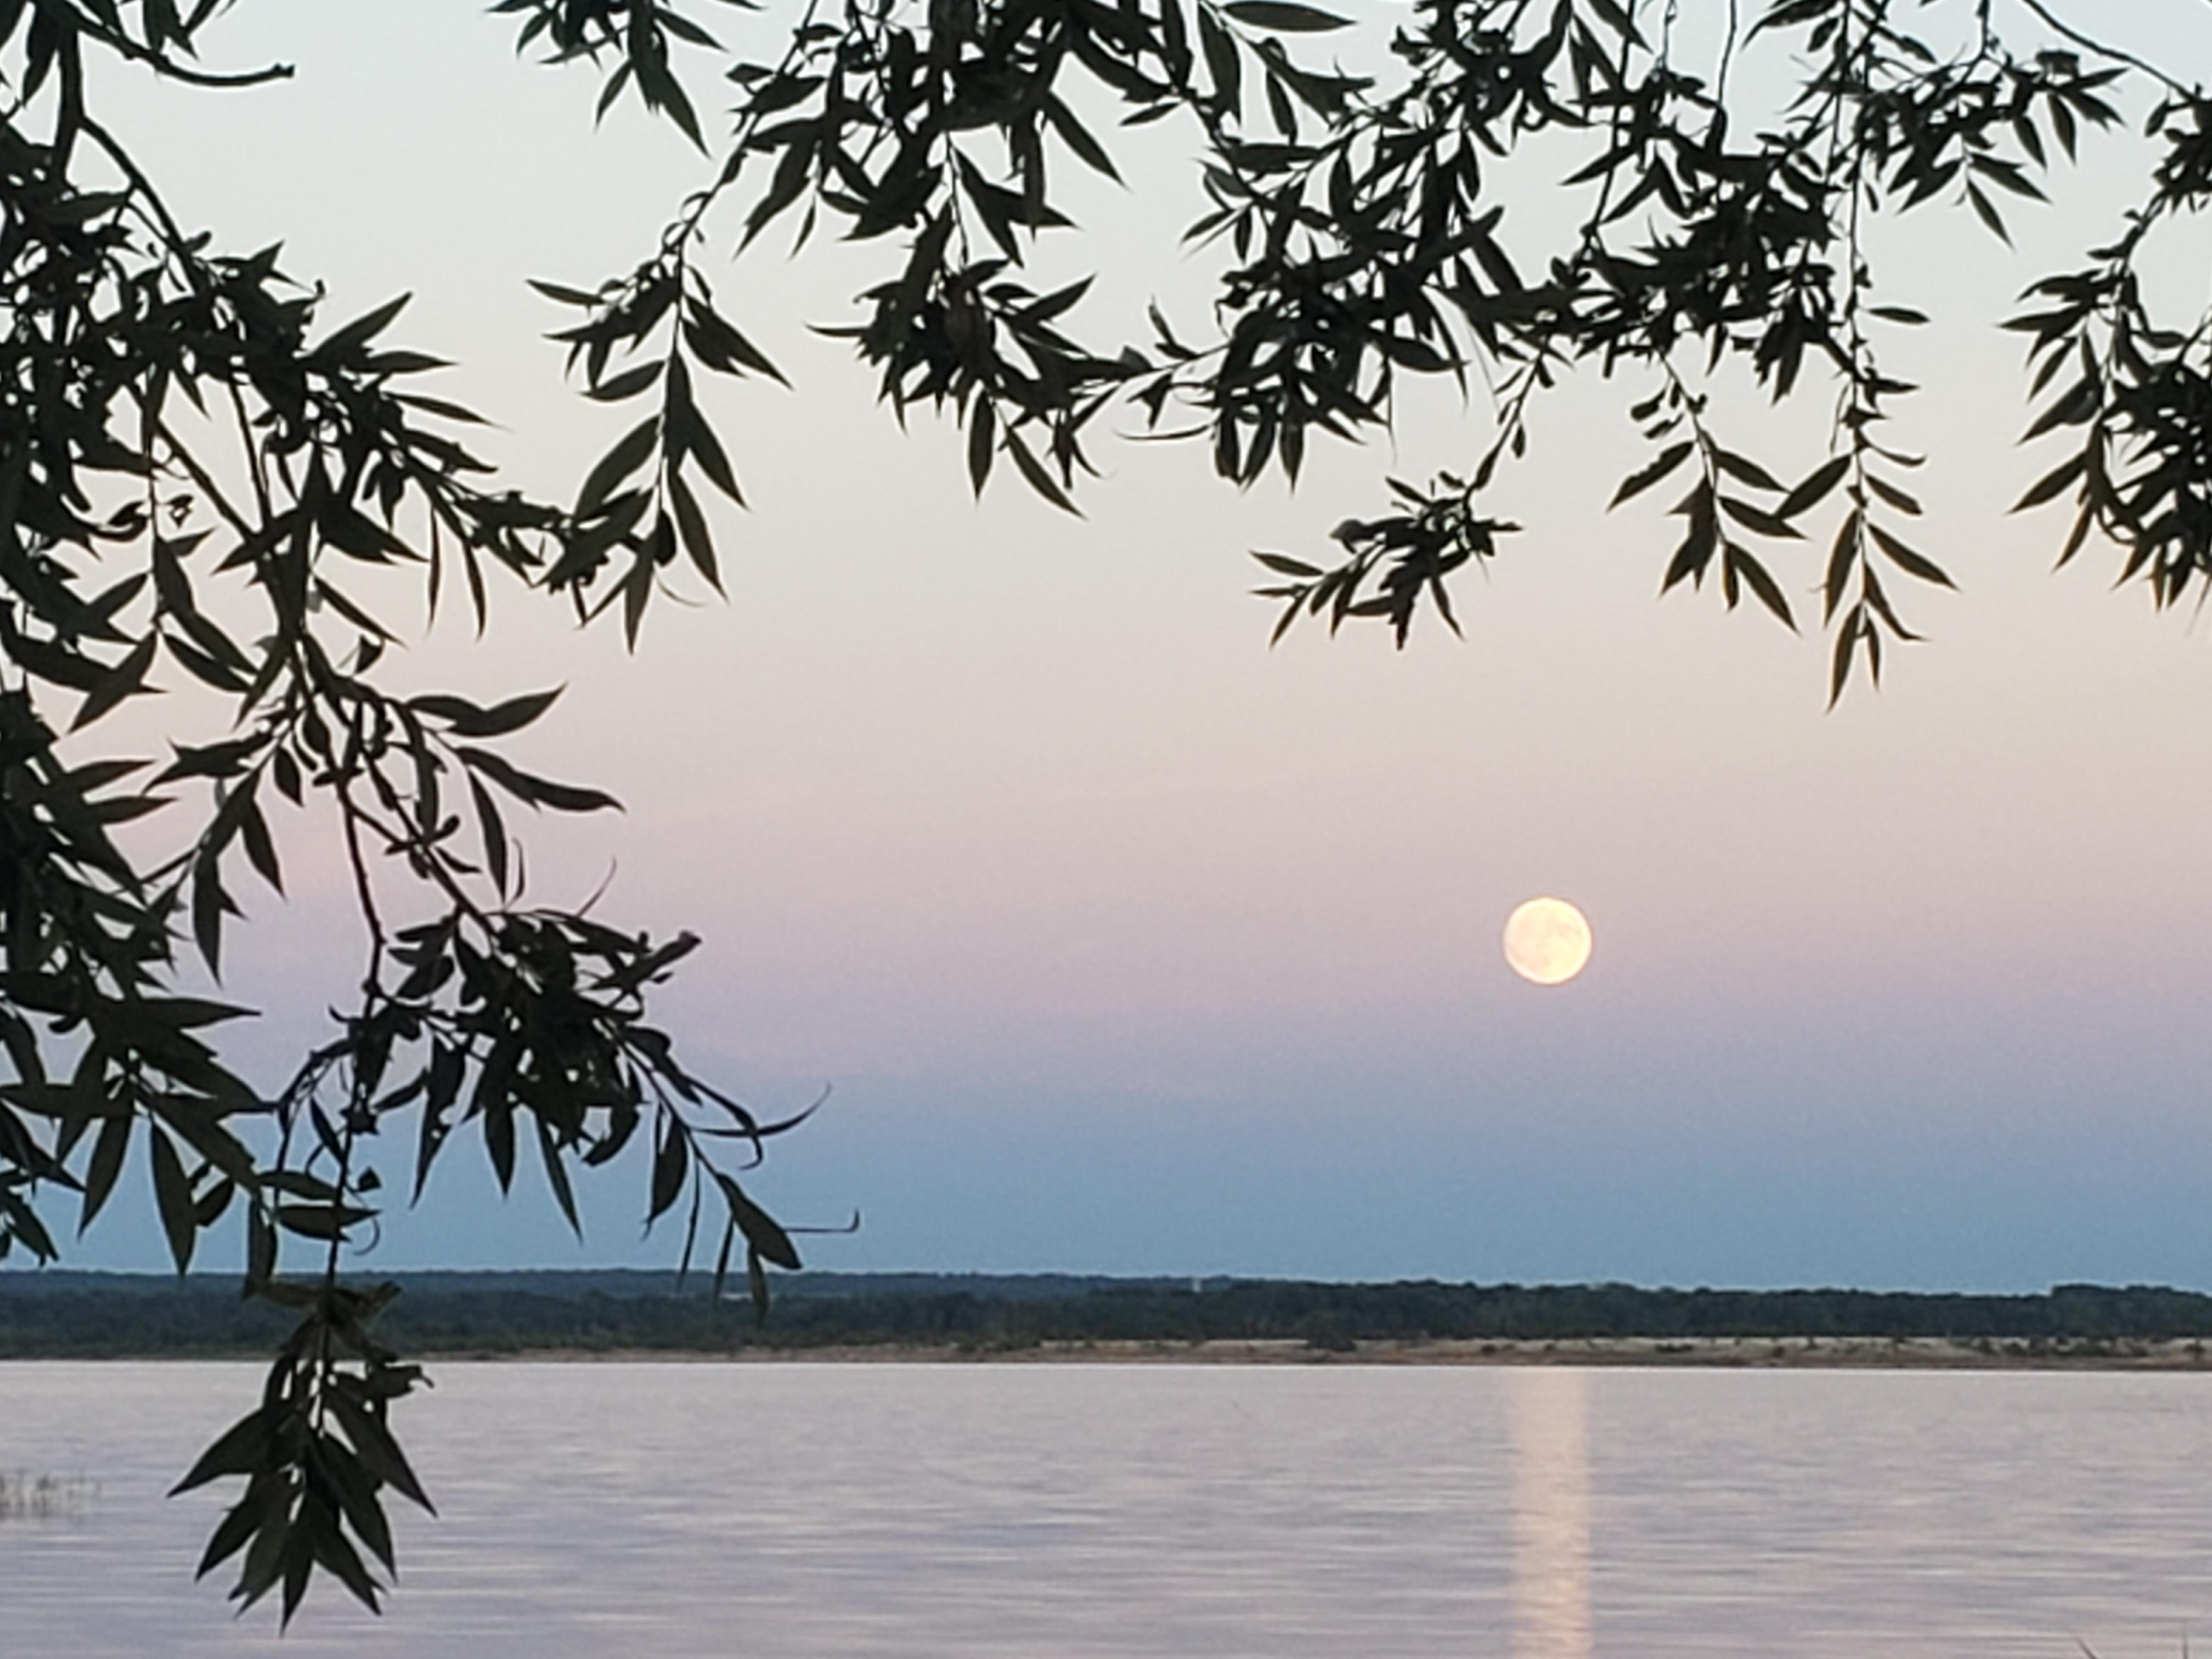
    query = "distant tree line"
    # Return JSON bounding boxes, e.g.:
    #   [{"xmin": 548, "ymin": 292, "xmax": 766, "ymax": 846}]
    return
[{"xmin": 5, "ymin": 1273, "xmax": 2211, "ymax": 1359}]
